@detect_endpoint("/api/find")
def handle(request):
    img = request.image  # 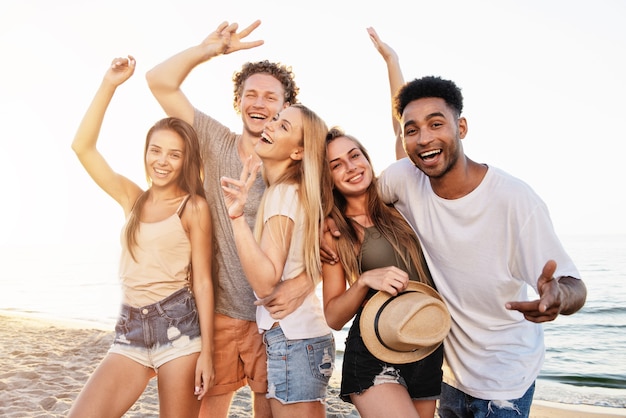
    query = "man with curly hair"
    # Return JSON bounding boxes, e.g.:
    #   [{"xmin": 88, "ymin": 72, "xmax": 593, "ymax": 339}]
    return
[{"xmin": 147, "ymin": 20, "xmax": 312, "ymax": 418}]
